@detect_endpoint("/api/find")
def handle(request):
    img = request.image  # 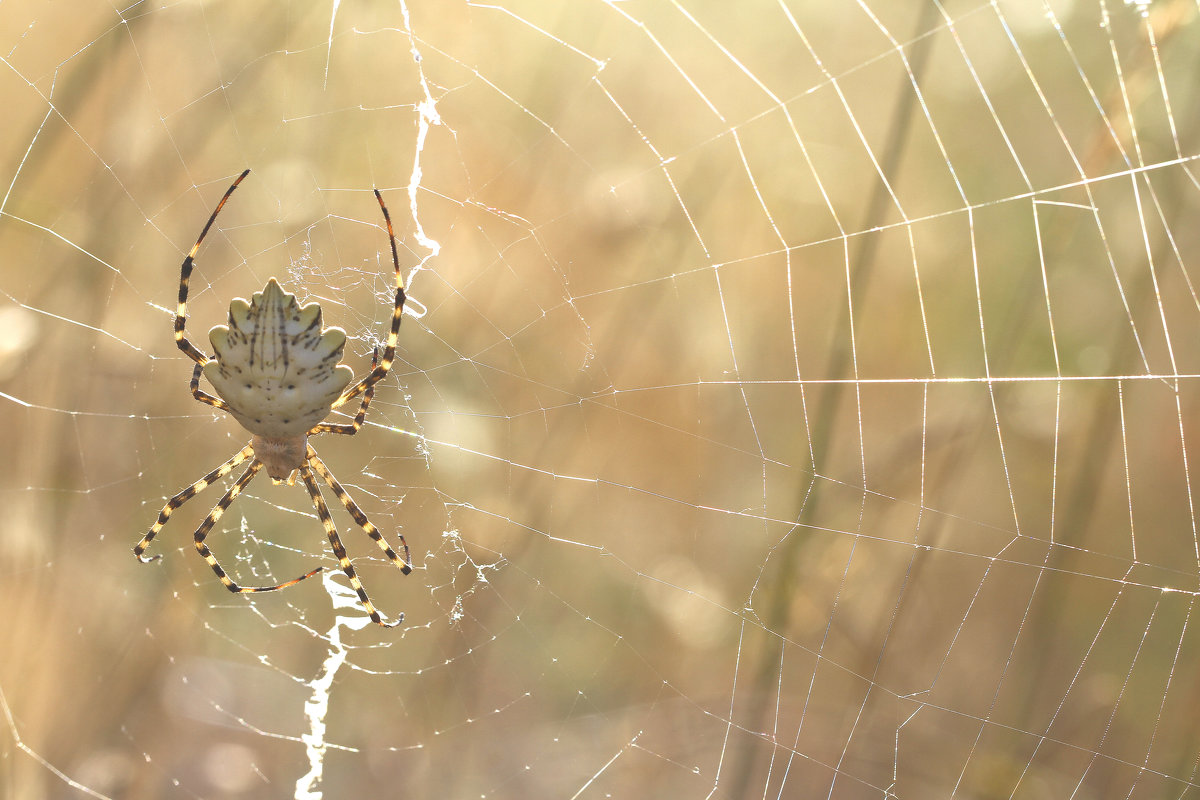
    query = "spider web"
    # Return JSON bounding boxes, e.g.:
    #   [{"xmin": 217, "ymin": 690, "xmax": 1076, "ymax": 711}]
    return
[{"xmin": 2, "ymin": 0, "xmax": 1200, "ymax": 797}]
